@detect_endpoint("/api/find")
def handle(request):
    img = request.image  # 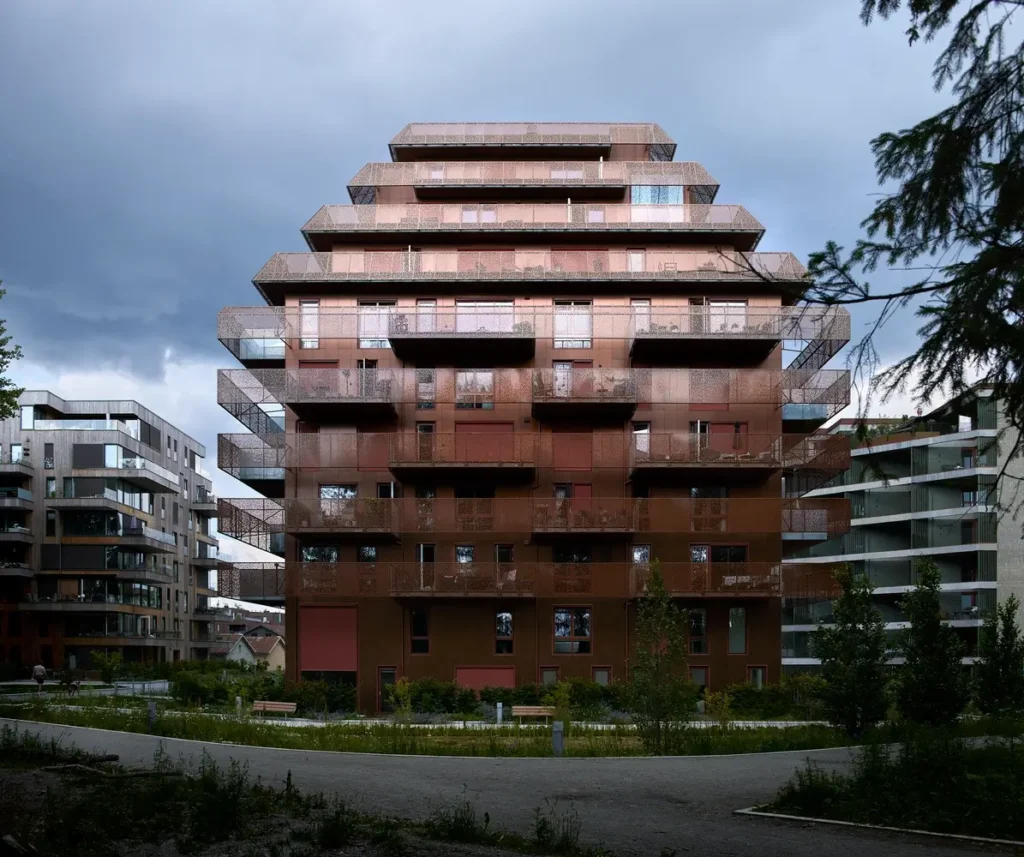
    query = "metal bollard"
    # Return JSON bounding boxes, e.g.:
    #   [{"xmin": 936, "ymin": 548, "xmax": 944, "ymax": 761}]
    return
[
  {"xmin": 496, "ymin": 702, "xmax": 503, "ymax": 726},
  {"xmin": 552, "ymin": 721, "xmax": 564, "ymax": 757},
  {"xmin": 147, "ymin": 701, "xmax": 157, "ymax": 733},
  {"xmin": 236, "ymin": 695, "xmax": 242, "ymax": 716}
]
